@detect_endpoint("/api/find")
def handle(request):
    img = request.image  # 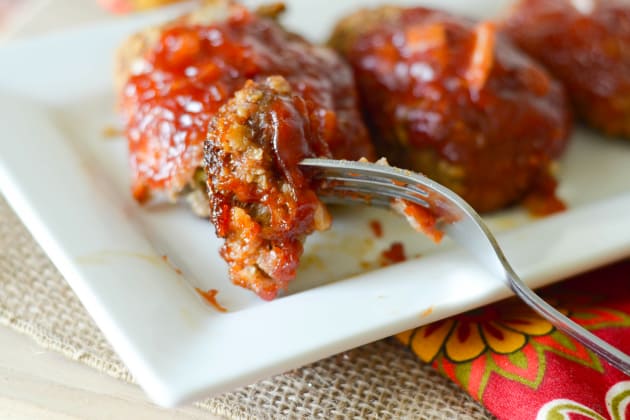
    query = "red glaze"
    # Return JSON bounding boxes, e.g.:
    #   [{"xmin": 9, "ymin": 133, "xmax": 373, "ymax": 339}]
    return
[
  {"xmin": 381, "ymin": 242, "xmax": 407, "ymax": 265},
  {"xmin": 503, "ymin": 0, "xmax": 630, "ymax": 138},
  {"xmin": 121, "ymin": 5, "xmax": 373, "ymax": 202},
  {"xmin": 333, "ymin": 7, "xmax": 571, "ymax": 212},
  {"xmin": 522, "ymin": 172, "xmax": 567, "ymax": 217}
]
